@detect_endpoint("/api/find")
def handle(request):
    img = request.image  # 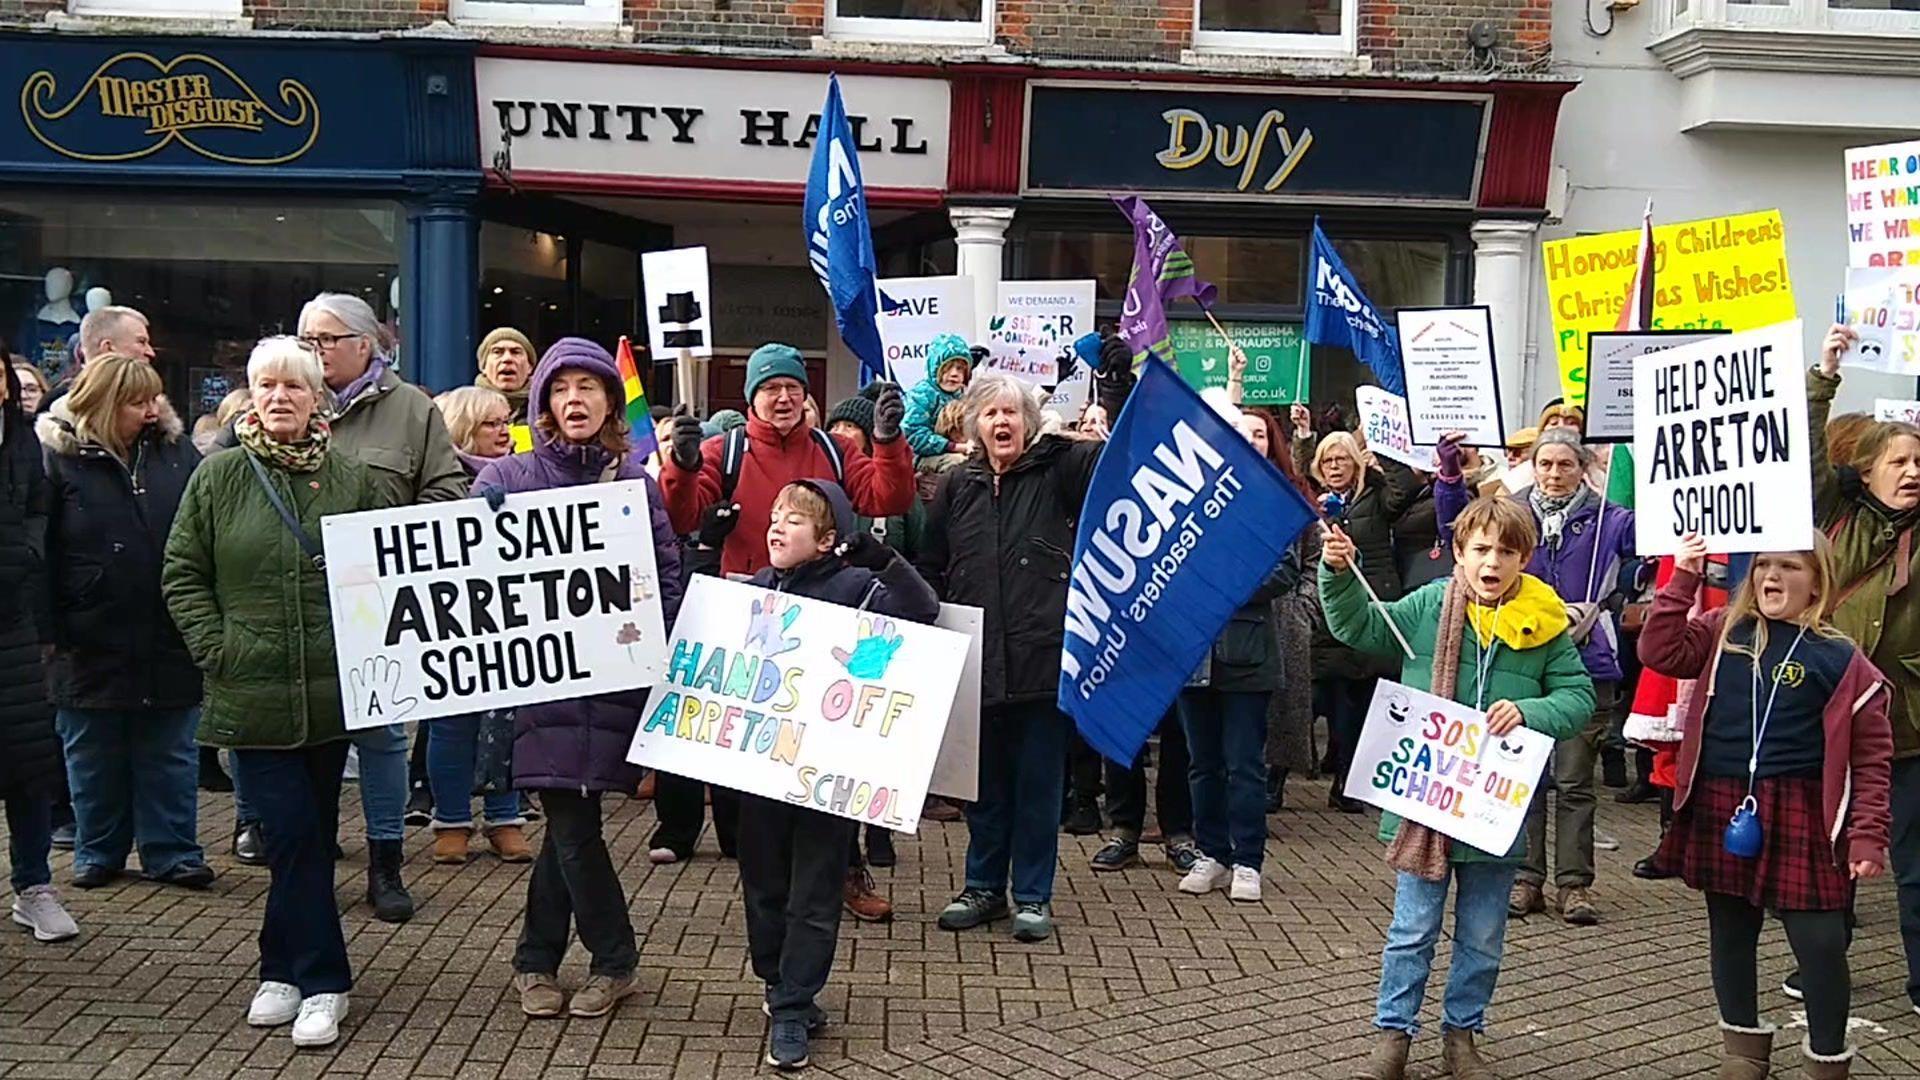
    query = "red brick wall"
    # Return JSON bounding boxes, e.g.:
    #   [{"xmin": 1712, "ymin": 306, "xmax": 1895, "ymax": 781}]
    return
[{"xmin": 249, "ymin": 0, "xmax": 440, "ymax": 30}]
